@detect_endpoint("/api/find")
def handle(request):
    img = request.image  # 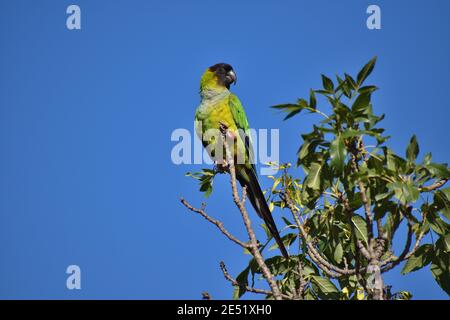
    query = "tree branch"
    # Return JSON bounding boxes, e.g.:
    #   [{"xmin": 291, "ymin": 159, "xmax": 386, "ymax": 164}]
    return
[
  {"xmin": 220, "ymin": 124, "xmax": 283, "ymax": 300},
  {"xmin": 295, "ymin": 260, "xmax": 307, "ymax": 300},
  {"xmin": 219, "ymin": 261, "xmax": 290, "ymax": 299},
  {"xmin": 201, "ymin": 292, "xmax": 212, "ymax": 300},
  {"xmin": 350, "ymin": 142, "xmax": 375, "ymax": 257},
  {"xmin": 381, "ymin": 226, "xmax": 425, "ymax": 273},
  {"xmin": 283, "ymin": 192, "xmax": 357, "ymax": 278},
  {"xmin": 419, "ymin": 178, "xmax": 448, "ymax": 192},
  {"xmin": 180, "ymin": 198, "xmax": 250, "ymax": 248}
]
